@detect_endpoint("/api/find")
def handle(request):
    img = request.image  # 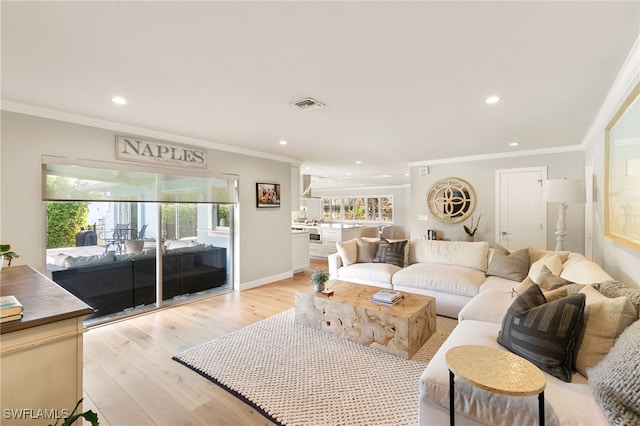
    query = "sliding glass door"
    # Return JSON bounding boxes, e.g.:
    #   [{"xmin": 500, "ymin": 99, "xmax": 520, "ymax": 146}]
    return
[{"xmin": 42, "ymin": 157, "xmax": 237, "ymax": 322}]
